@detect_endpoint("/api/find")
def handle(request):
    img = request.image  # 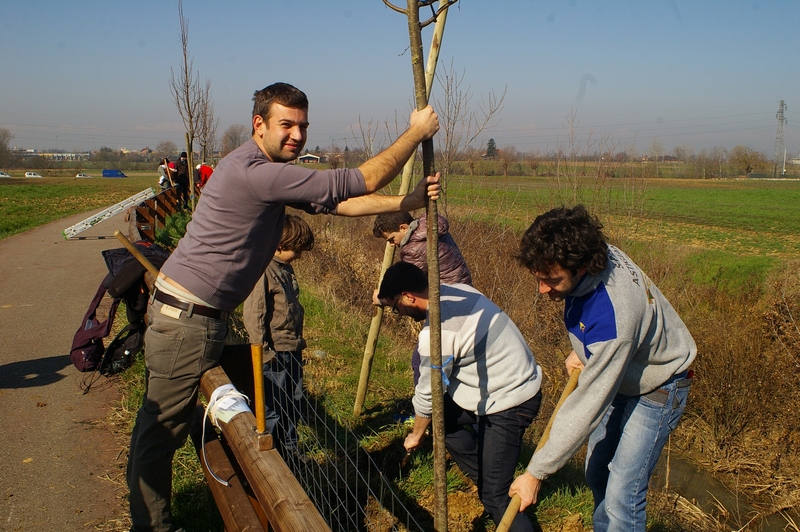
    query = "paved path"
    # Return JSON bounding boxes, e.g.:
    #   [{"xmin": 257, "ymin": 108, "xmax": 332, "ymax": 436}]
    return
[{"xmin": 0, "ymin": 211, "xmax": 133, "ymax": 531}]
